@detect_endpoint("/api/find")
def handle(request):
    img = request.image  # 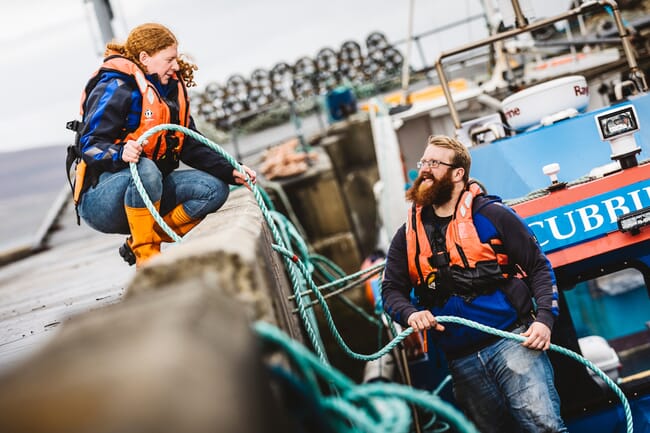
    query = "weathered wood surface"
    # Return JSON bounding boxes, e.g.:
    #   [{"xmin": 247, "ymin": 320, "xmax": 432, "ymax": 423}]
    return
[{"xmin": 0, "ymin": 197, "xmax": 132, "ymax": 373}]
